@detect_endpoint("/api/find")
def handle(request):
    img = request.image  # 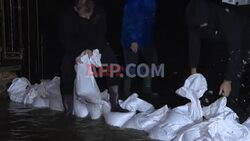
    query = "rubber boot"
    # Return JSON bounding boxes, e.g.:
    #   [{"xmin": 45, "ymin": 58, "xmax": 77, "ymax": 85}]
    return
[
  {"xmin": 62, "ymin": 94, "xmax": 73, "ymax": 116},
  {"xmin": 143, "ymin": 76, "xmax": 158, "ymax": 97},
  {"xmin": 108, "ymin": 85, "xmax": 129, "ymax": 112},
  {"xmin": 123, "ymin": 77, "xmax": 131, "ymax": 98}
]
